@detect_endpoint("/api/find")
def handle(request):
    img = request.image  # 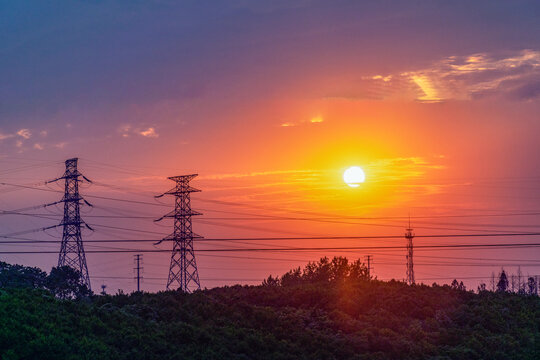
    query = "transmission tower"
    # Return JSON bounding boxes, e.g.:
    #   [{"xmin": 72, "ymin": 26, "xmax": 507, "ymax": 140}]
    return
[
  {"xmin": 155, "ymin": 174, "xmax": 202, "ymax": 292},
  {"xmin": 48, "ymin": 158, "xmax": 92, "ymax": 290},
  {"xmin": 405, "ymin": 217, "xmax": 415, "ymax": 285}
]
